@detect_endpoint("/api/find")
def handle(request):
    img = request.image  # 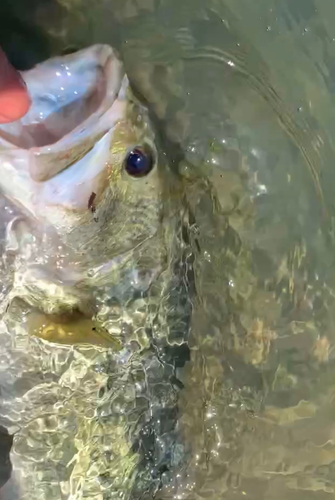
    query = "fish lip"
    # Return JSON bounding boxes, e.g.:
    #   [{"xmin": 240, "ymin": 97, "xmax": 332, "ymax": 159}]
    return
[{"xmin": 0, "ymin": 45, "xmax": 127, "ymax": 182}]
